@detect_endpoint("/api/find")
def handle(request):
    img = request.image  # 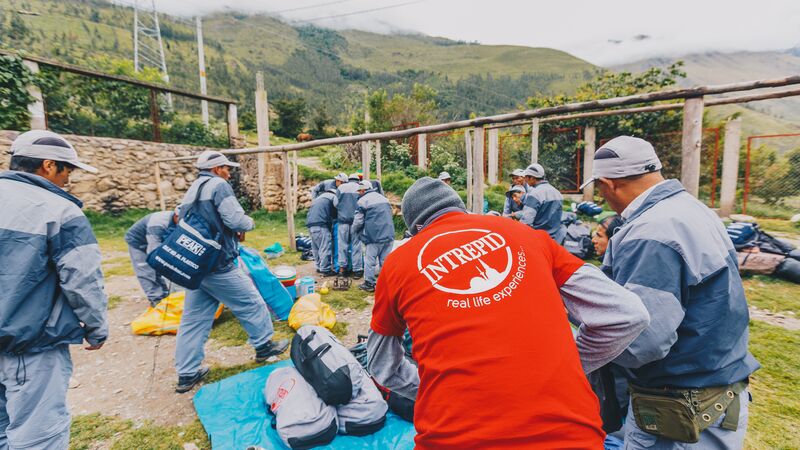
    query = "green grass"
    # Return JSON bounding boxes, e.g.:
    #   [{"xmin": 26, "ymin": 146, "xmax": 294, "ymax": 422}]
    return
[
  {"xmin": 70, "ymin": 414, "xmax": 210, "ymax": 450},
  {"xmin": 755, "ymin": 218, "xmax": 800, "ymax": 234},
  {"xmin": 746, "ymin": 321, "xmax": 800, "ymax": 449},
  {"xmin": 107, "ymin": 295, "xmax": 124, "ymax": 310},
  {"xmin": 102, "ymin": 256, "xmax": 135, "ymax": 278},
  {"xmin": 743, "ymin": 275, "xmax": 800, "ymax": 314},
  {"xmin": 86, "ymin": 209, "xmax": 155, "ymax": 239}
]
